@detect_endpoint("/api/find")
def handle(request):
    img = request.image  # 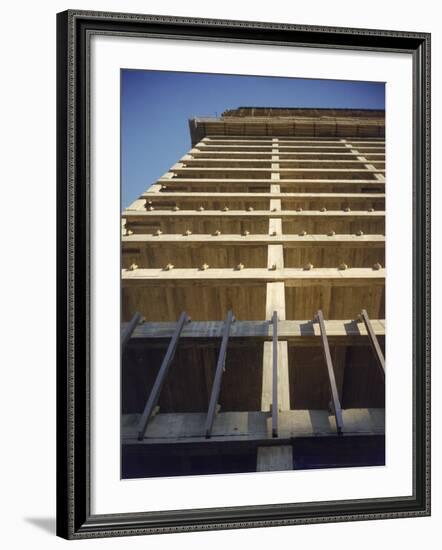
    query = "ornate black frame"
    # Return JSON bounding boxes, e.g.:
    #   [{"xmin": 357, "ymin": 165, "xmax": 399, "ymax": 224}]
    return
[{"xmin": 56, "ymin": 9, "xmax": 431, "ymax": 539}]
